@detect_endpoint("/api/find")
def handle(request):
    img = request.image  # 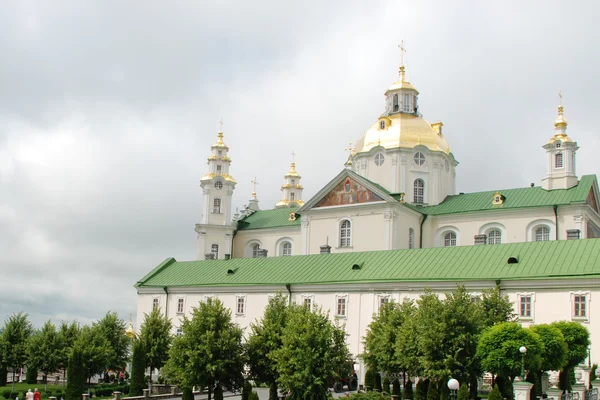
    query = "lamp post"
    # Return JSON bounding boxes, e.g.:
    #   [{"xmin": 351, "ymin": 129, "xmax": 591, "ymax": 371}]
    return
[
  {"xmin": 519, "ymin": 346, "xmax": 527, "ymax": 381},
  {"xmin": 448, "ymin": 379, "xmax": 459, "ymax": 400}
]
